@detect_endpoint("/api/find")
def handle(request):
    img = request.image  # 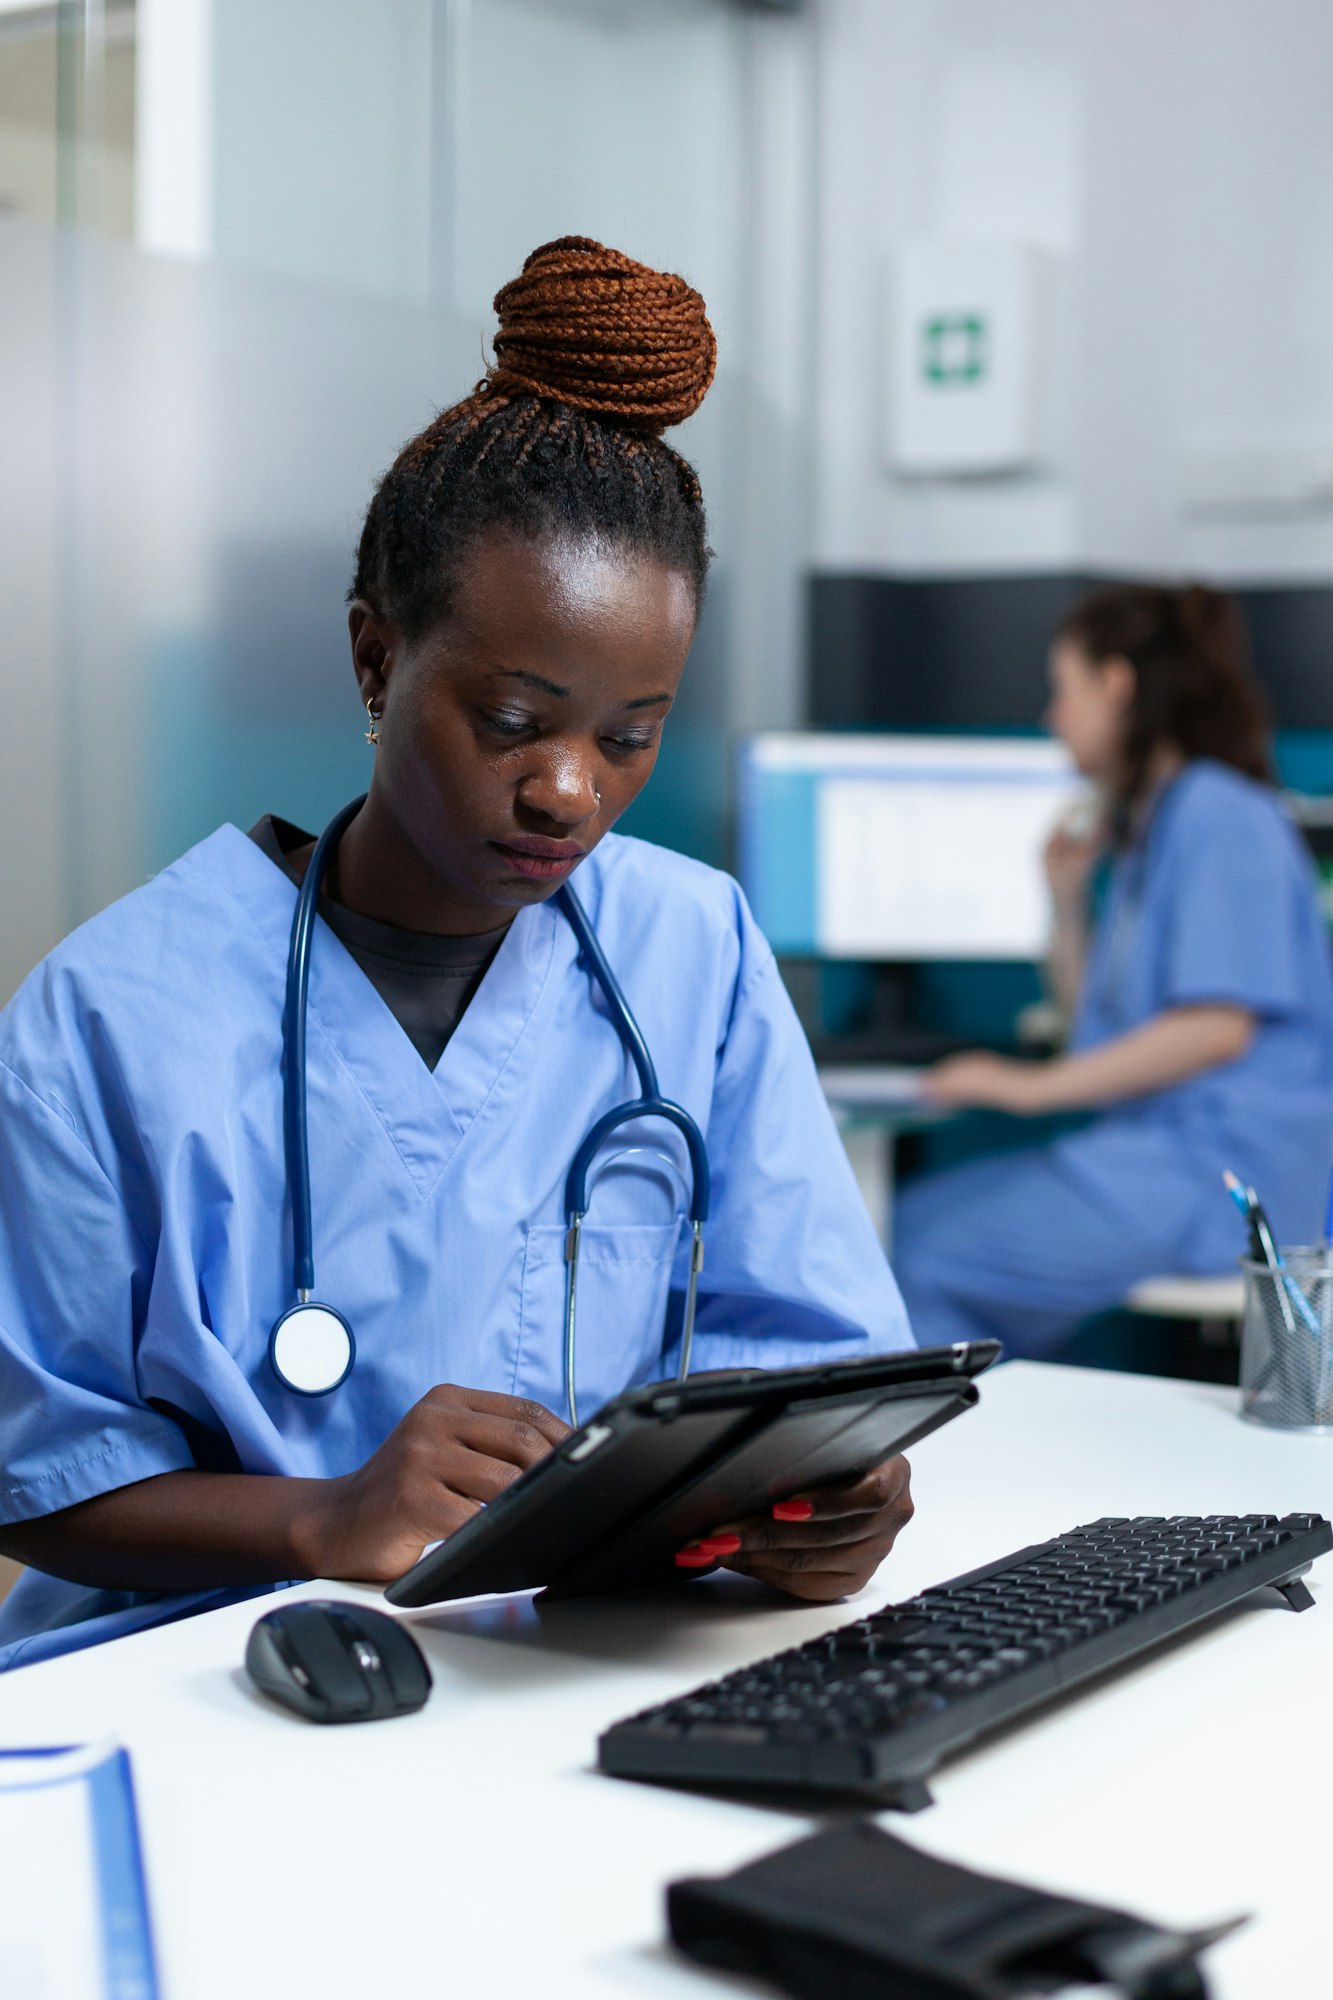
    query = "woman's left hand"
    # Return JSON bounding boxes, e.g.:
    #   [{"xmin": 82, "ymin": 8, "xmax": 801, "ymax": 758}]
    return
[
  {"xmin": 923, "ymin": 1051, "xmax": 1052, "ymax": 1115},
  {"xmin": 678, "ymin": 1456, "xmax": 914, "ymax": 1602}
]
